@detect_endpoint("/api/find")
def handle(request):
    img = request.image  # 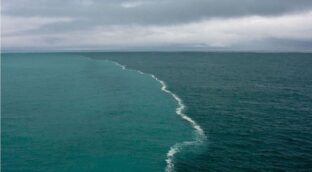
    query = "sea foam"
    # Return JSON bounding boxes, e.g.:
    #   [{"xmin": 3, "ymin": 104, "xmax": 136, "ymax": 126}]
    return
[{"xmin": 109, "ymin": 60, "xmax": 207, "ymax": 172}]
